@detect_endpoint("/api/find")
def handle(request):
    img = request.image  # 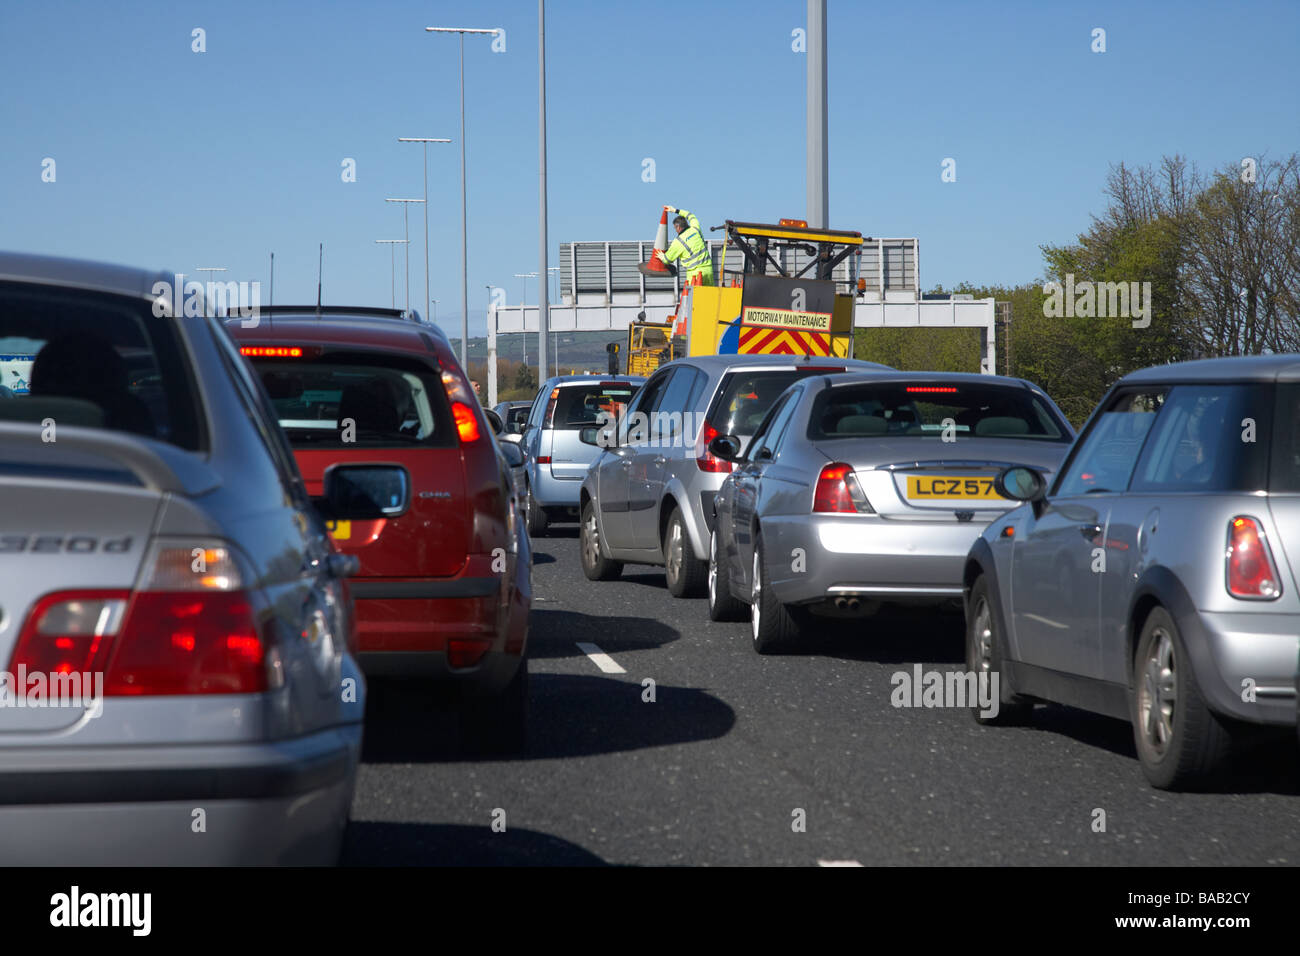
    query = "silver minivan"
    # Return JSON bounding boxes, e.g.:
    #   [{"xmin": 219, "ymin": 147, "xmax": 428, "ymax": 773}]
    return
[
  {"xmin": 578, "ymin": 354, "xmax": 889, "ymax": 596},
  {"xmin": 520, "ymin": 375, "xmax": 644, "ymax": 536}
]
